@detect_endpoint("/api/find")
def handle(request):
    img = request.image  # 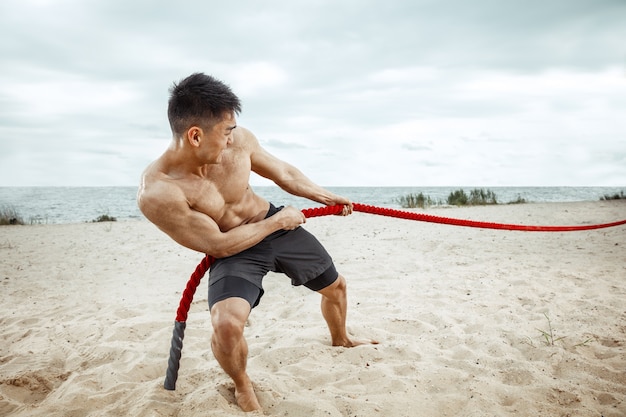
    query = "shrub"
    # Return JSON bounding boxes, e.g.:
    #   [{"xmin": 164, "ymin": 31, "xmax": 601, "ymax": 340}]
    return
[
  {"xmin": 447, "ymin": 189, "xmax": 469, "ymax": 206},
  {"xmin": 600, "ymin": 191, "xmax": 625, "ymax": 200},
  {"xmin": 447, "ymin": 188, "xmax": 499, "ymax": 206},
  {"xmin": 91, "ymin": 214, "xmax": 117, "ymax": 222},
  {"xmin": 0, "ymin": 205, "xmax": 25, "ymax": 226},
  {"xmin": 397, "ymin": 192, "xmax": 435, "ymax": 208},
  {"xmin": 469, "ymin": 188, "xmax": 498, "ymax": 205},
  {"xmin": 507, "ymin": 195, "xmax": 527, "ymax": 204}
]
